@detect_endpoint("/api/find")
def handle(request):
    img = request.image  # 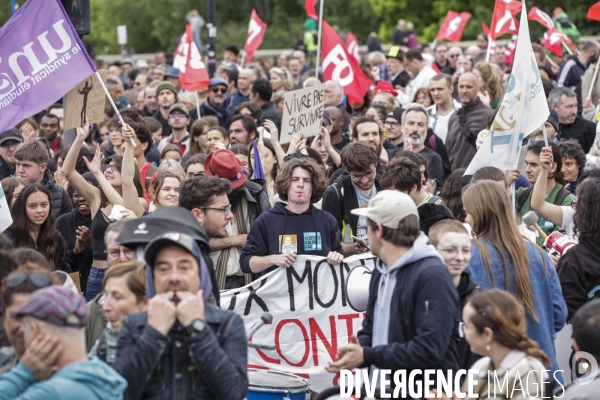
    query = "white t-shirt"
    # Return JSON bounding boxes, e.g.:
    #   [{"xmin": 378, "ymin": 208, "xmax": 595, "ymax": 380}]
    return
[
  {"xmin": 432, "ymin": 111, "xmax": 454, "ymax": 144},
  {"xmin": 560, "ymin": 206, "xmax": 577, "ymax": 242}
]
